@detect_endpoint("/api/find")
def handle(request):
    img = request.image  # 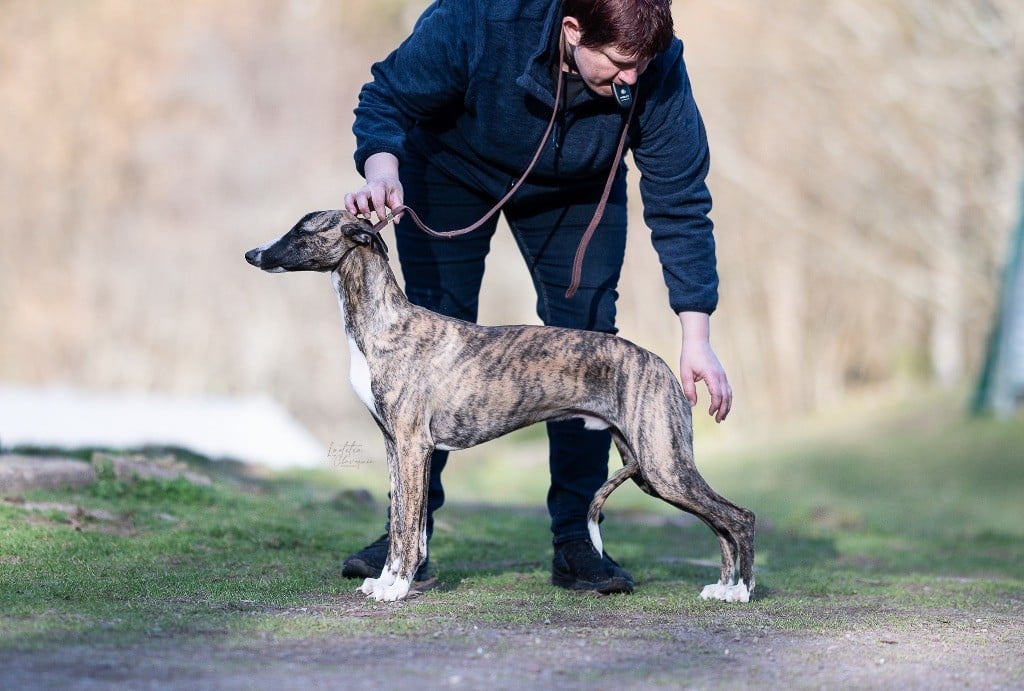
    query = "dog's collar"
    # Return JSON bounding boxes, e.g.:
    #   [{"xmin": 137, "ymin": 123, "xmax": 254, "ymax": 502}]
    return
[
  {"xmin": 368, "ymin": 231, "xmax": 389, "ymax": 257},
  {"xmin": 333, "ymin": 231, "xmax": 389, "ymax": 274}
]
